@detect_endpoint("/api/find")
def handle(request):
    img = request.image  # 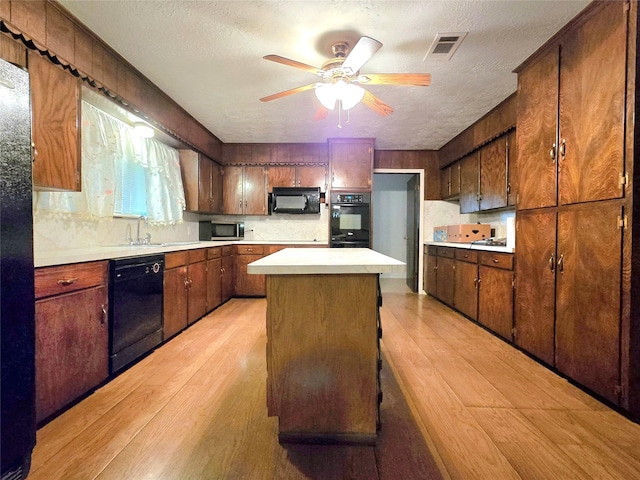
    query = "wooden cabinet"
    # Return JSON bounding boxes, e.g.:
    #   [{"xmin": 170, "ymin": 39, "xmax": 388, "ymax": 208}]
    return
[
  {"xmin": 453, "ymin": 250, "xmax": 478, "ymax": 320},
  {"xmin": 515, "ymin": 203, "xmax": 623, "ymax": 403},
  {"xmin": 29, "ymin": 50, "xmax": 80, "ymax": 191},
  {"xmin": 435, "ymin": 247, "xmax": 455, "ymax": 307},
  {"xmin": 221, "ymin": 246, "xmax": 235, "ymax": 303},
  {"xmin": 329, "ymin": 138, "xmax": 374, "ymax": 190},
  {"xmin": 235, "ymin": 245, "xmax": 266, "ymax": 297},
  {"xmin": 459, "ymin": 152, "xmax": 479, "ymax": 213},
  {"xmin": 180, "ymin": 150, "xmax": 222, "ymax": 214},
  {"xmin": 516, "ymin": 1, "xmax": 626, "ymax": 210},
  {"xmin": 206, "ymin": 248, "xmax": 222, "ymax": 312},
  {"xmin": 479, "ymin": 135, "xmax": 508, "ymax": 211},
  {"xmin": 439, "ymin": 162, "xmax": 461, "ymax": 199},
  {"xmin": 478, "ymin": 252, "xmax": 513, "ymax": 340},
  {"xmin": 424, "ymin": 246, "xmax": 437, "ymax": 297},
  {"xmin": 267, "ymin": 165, "xmax": 327, "ymax": 192},
  {"xmin": 506, "ymin": 129, "xmax": 517, "ymax": 207},
  {"xmin": 222, "ymin": 165, "xmax": 267, "ymax": 215},
  {"xmin": 34, "ymin": 261, "xmax": 108, "ymax": 422},
  {"xmin": 163, "ymin": 249, "xmax": 209, "ymax": 337}
]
